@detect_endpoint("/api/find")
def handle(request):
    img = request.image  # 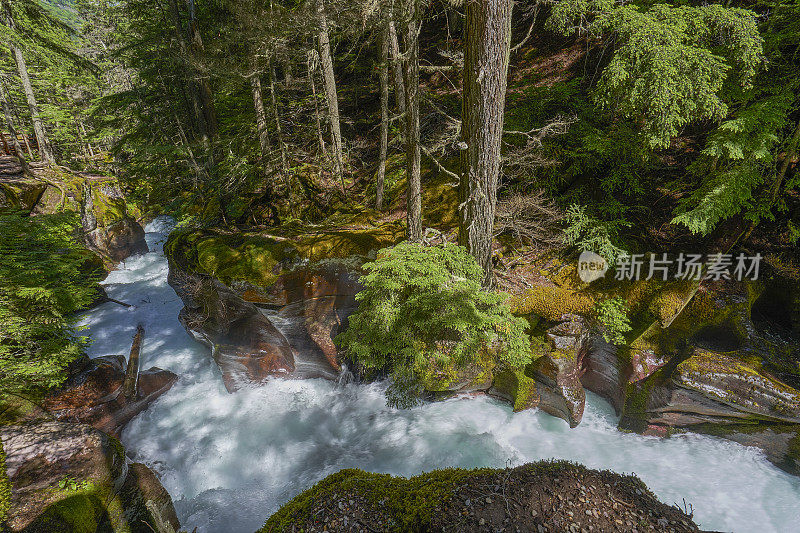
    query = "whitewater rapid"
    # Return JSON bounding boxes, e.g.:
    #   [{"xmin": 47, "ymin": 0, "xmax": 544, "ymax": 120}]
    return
[{"xmin": 78, "ymin": 217, "xmax": 800, "ymax": 533}]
